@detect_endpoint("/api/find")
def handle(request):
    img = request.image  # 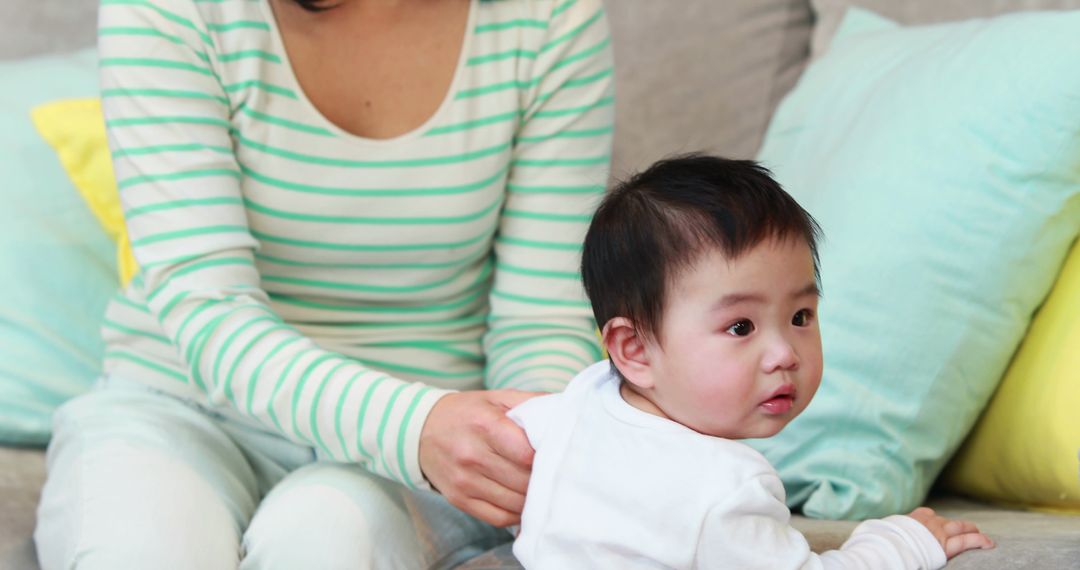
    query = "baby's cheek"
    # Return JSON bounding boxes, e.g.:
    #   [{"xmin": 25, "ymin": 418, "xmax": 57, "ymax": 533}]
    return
[
  {"xmin": 692, "ymin": 359, "xmax": 746, "ymax": 402},
  {"xmin": 800, "ymin": 357, "xmax": 825, "ymax": 403},
  {"xmin": 806, "ymin": 350, "xmax": 825, "ymax": 384}
]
